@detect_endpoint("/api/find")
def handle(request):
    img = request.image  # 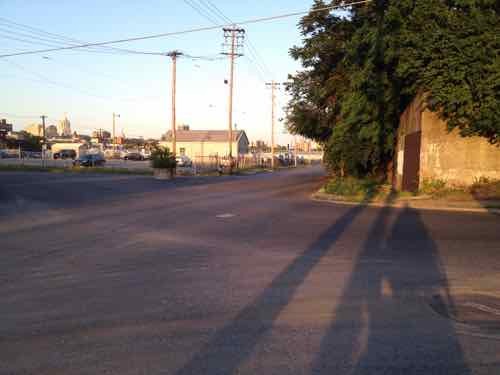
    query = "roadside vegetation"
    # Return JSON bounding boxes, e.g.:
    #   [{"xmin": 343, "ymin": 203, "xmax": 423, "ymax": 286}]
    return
[
  {"xmin": 419, "ymin": 177, "xmax": 500, "ymax": 201},
  {"xmin": 287, "ymin": 0, "xmax": 499, "ymax": 178},
  {"xmin": 319, "ymin": 176, "xmax": 500, "ymax": 205}
]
